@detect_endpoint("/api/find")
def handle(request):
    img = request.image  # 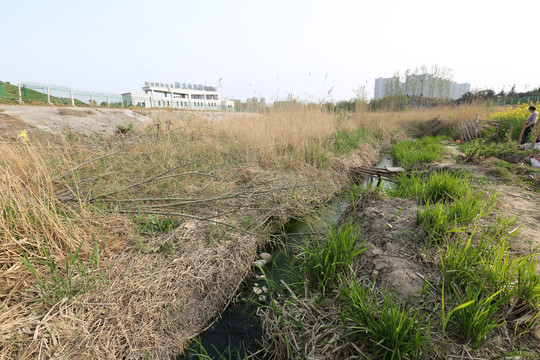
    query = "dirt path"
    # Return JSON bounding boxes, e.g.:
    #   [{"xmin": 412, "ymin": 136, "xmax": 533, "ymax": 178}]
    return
[{"xmin": 491, "ymin": 184, "xmax": 540, "ymax": 252}]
